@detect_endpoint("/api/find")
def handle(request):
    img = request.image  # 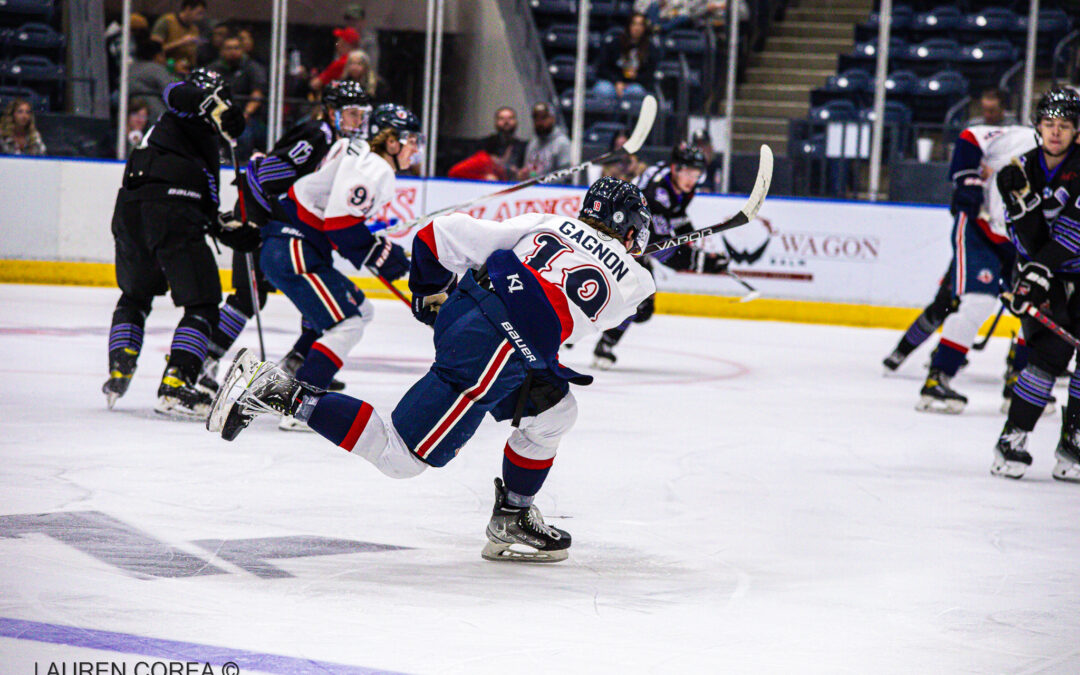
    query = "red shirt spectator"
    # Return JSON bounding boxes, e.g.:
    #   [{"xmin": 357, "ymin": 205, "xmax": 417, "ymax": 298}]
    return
[{"xmin": 310, "ymin": 27, "xmax": 360, "ymax": 92}]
